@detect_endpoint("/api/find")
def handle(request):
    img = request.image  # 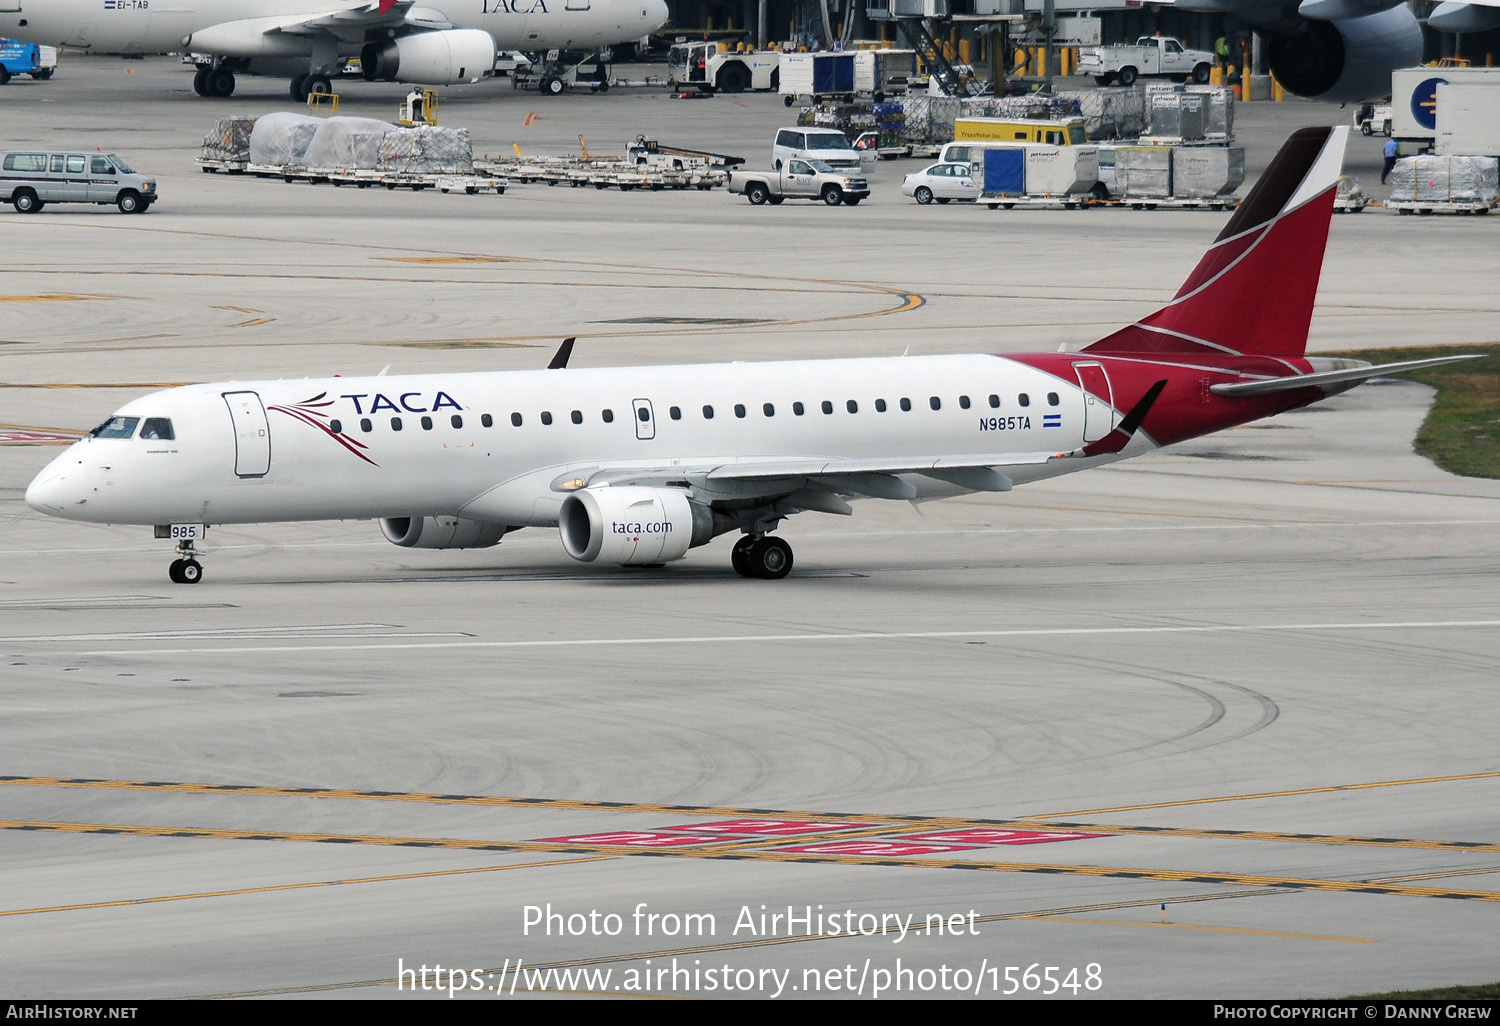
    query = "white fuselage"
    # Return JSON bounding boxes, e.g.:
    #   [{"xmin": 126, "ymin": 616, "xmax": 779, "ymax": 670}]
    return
[
  {"xmin": 2, "ymin": 0, "xmax": 668, "ymax": 56},
  {"xmin": 25, "ymin": 355, "xmax": 1117, "ymax": 529}
]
